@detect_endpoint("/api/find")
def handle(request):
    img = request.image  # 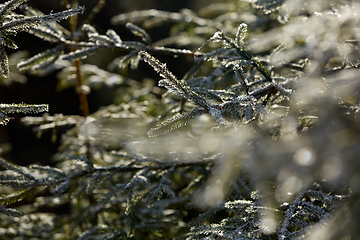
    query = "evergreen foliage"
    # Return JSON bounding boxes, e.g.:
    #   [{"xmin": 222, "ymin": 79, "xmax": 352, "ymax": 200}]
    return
[{"xmin": 0, "ymin": 0, "xmax": 360, "ymax": 239}]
